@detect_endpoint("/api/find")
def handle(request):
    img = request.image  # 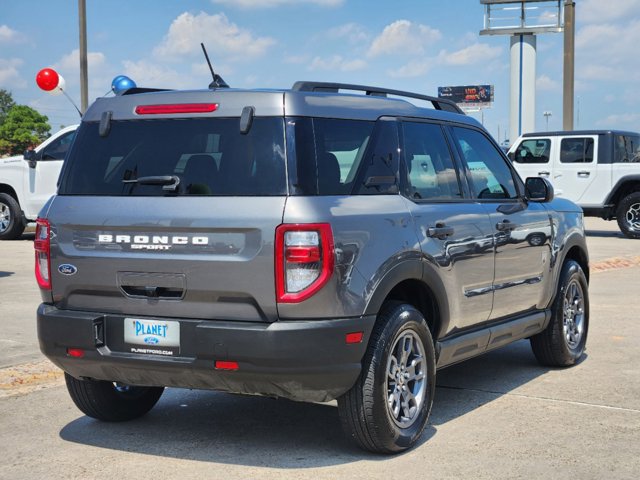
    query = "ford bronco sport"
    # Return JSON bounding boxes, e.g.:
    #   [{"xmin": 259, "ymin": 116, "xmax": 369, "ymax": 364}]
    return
[{"xmin": 36, "ymin": 81, "xmax": 589, "ymax": 453}]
